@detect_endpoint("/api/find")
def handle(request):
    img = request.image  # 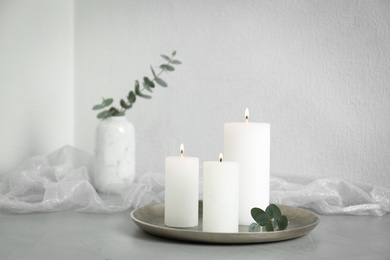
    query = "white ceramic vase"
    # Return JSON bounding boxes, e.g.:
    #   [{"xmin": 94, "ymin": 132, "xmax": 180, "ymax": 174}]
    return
[{"xmin": 94, "ymin": 116, "xmax": 135, "ymax": 192}]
